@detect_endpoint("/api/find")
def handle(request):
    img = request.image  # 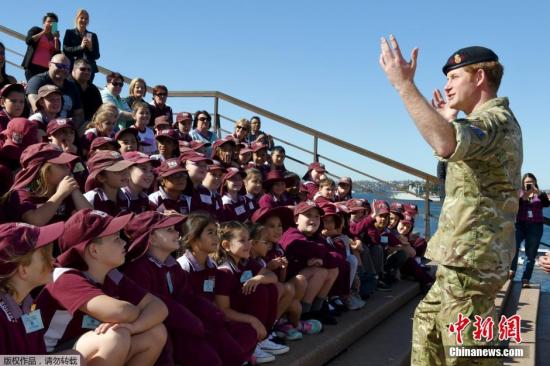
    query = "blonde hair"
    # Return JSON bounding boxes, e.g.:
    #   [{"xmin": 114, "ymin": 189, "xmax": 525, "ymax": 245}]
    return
[
  {"xmin": 27, "ymin": 163, "xmax": 54, "ymax": 197},
  {"xmin": 87, "ymin": 103, "xmax": 118, "ymax": 130},
  {"xmin": 74, "ymin": 9, "xmax": 89, "ymax": 28},
  {"xmin": 128, "ymin": 78, "xmax": 147, "ymax": 98},
  {"xmin": 235, "ymin": 118, "xmax": 250, "ymax": 130},
  {"xmin": 0, "ymin": 245, "xmax": 53, "ymax": 297}
]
